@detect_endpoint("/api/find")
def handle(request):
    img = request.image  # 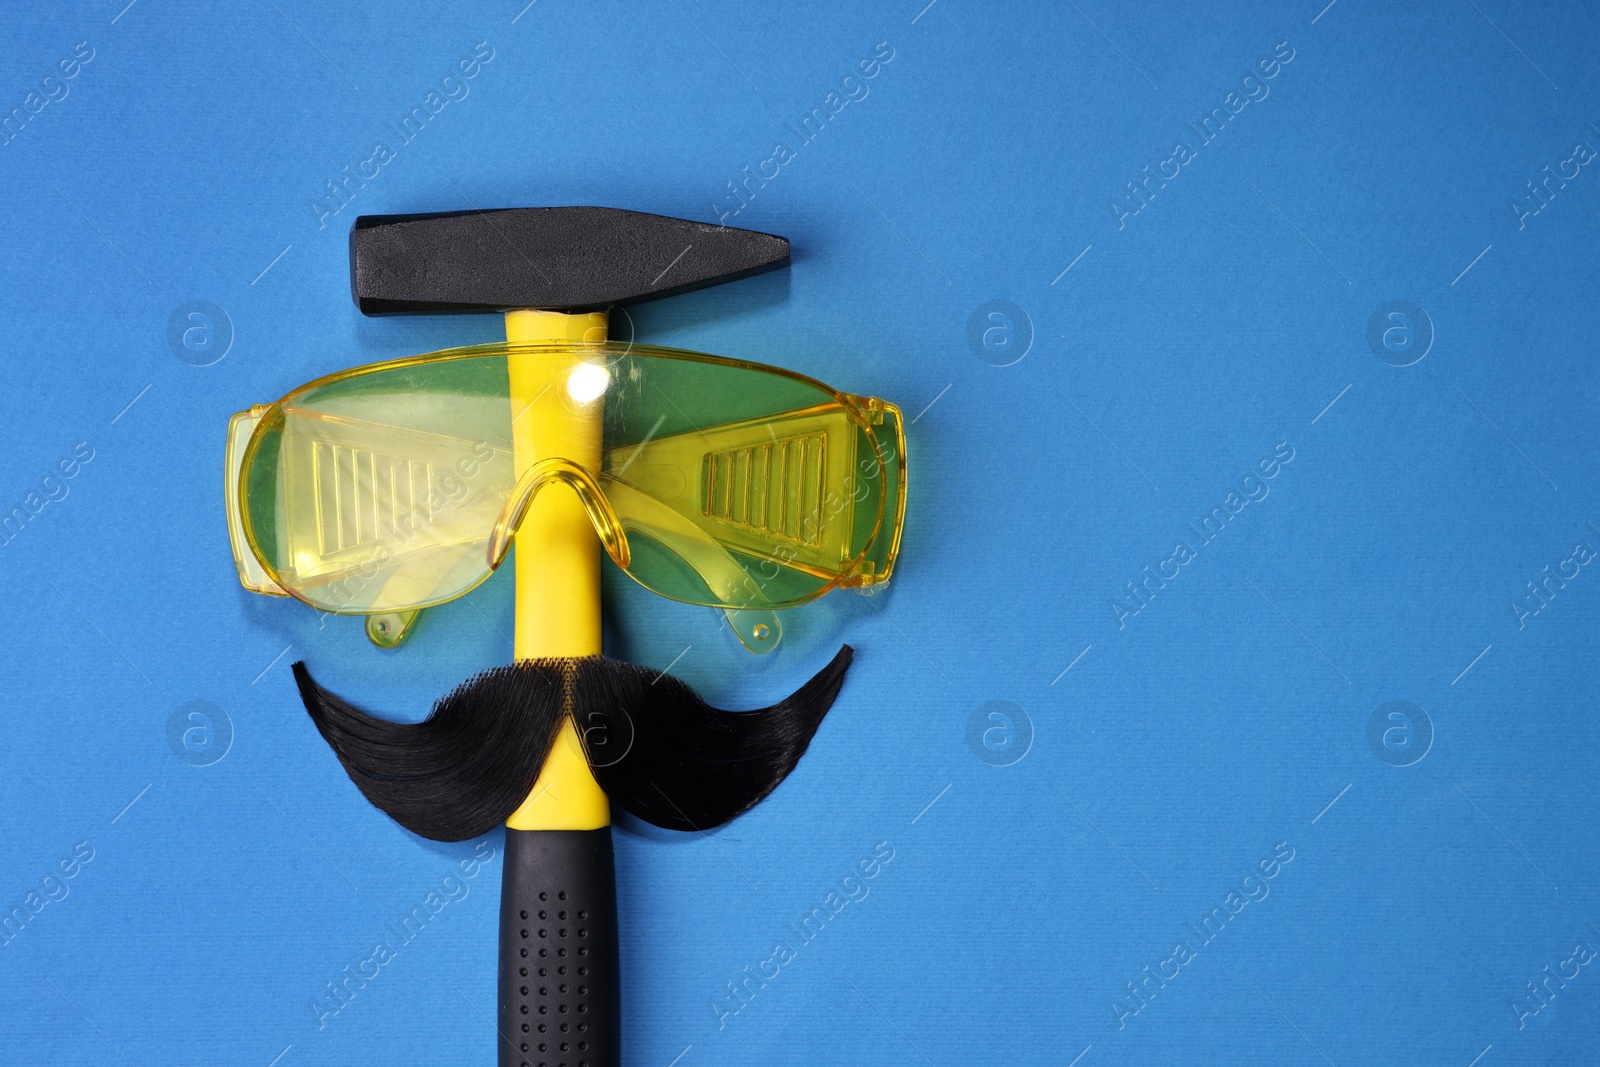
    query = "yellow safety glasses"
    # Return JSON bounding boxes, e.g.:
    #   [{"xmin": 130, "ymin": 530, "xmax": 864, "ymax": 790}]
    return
[{"xmin": 225, "ymin": 342, "xmax": 905, "ymax": 650}]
